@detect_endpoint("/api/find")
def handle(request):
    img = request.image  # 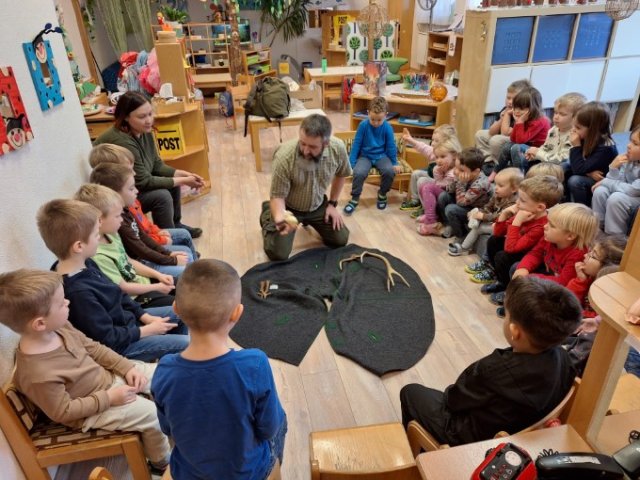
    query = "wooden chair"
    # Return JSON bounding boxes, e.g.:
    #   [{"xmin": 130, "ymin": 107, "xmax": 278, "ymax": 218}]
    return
[
  {"xmin": 0, "ymin": 383, "xmax": 151, "ymax": 480},
  {"xmin": 322, "ymin": 75, "xmax": 345, "ymax": 111},
  {"xmin": 229, "ymin": 73, "xmax": 251, "ymax": 131},
  {"xmin": 405, "ymin": 378, "xmax": 581, "ymax": 455},
  {"xmin": 309, "ymin": 422, "xmax": 422, "ymax": 479},
  {"xmin": 161, "ymin": 460, "xmax": 281, "ymax": 479},
  {"xmin": 89, "ymin": 467, "xmax": 114, "ymax": 480},
  {"xmin": 334, "ymin": 131, "xmax": 414, "ymax": 194}
]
